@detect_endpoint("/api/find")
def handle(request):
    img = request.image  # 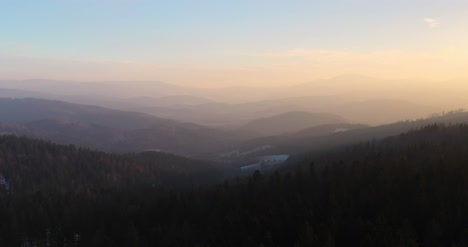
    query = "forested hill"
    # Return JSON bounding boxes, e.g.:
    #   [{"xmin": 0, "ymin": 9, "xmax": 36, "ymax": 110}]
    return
[
  {"xmin": 1, "ymin": 125, "xmax": 468, "ymax": 246},
  {"xmin": 293, "ymin": 123, "xmax": 468, "ymax": 164},
  {"xmin": 0, "ymin": 98, "xmax": 239, "ymax": 156},
  {"xmin": 0, "ymin": 135, "xmax": 220, "ymax": 193}
]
